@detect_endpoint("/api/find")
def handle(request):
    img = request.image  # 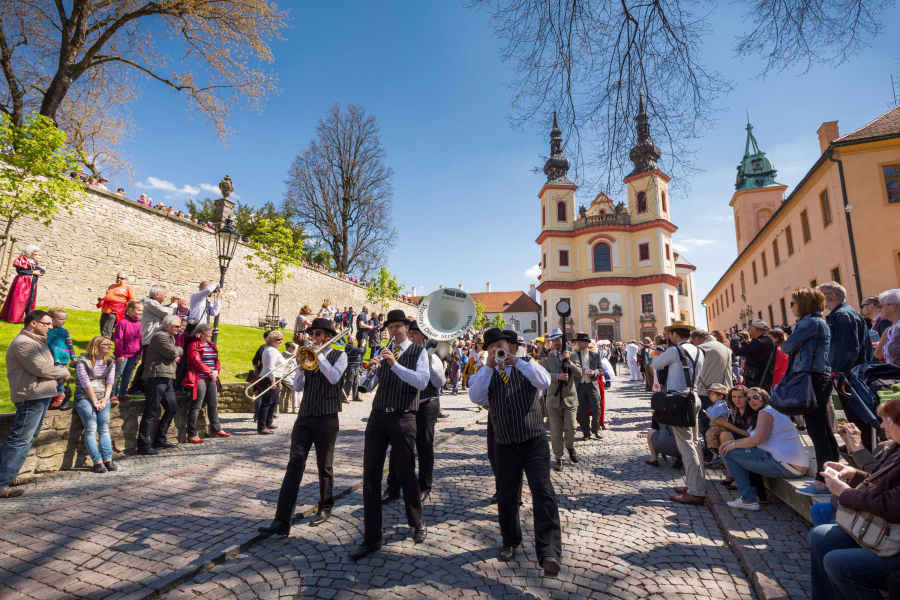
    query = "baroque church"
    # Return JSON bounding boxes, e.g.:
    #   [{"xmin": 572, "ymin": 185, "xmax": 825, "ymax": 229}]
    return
[{"xmin": 535, "ymin": 96, "xmax": 698, "ymax": 341}]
